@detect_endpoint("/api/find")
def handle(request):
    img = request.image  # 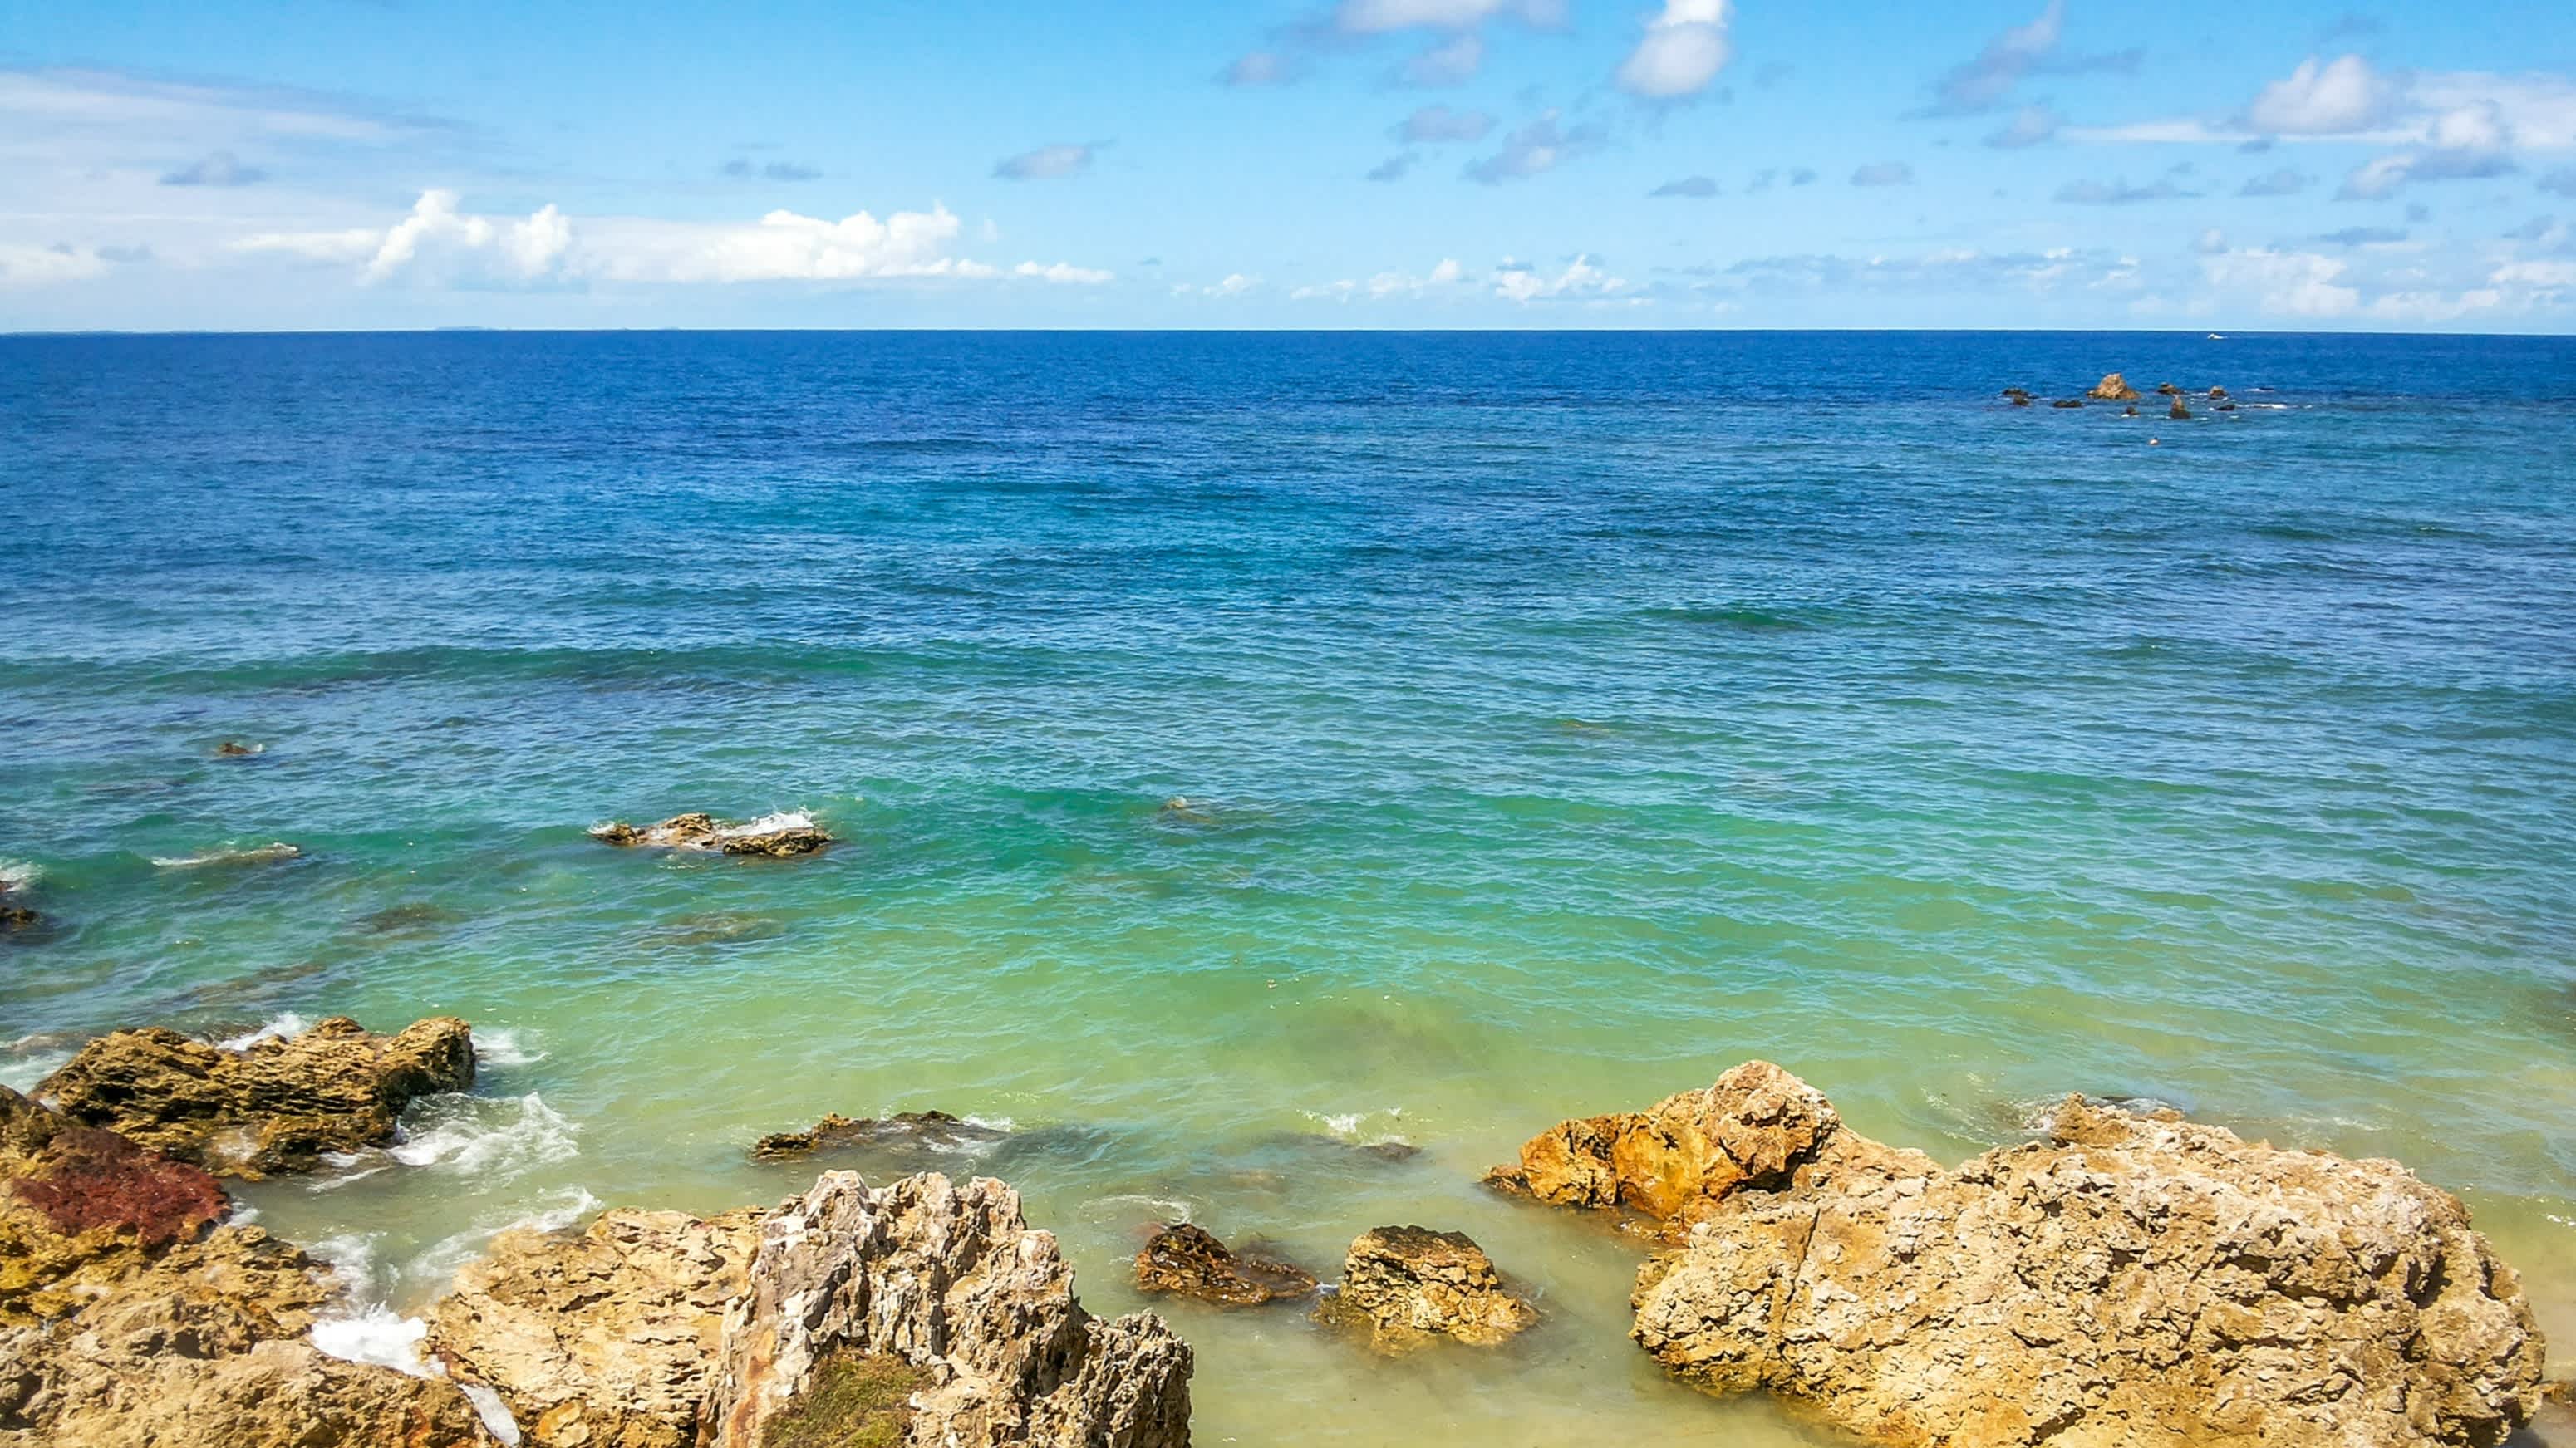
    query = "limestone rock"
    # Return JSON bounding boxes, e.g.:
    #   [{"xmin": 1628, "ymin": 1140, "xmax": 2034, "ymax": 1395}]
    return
[
  {"xmin": 35, "ymin": 1015, "xmax": 475, "ymax": 1178},
  {"xmin": 702, "ymin": 1171, "xmax": 1192, "ymax": 1448},
  {"xmin": 1312, "ymin": 1226, "xmax": 1534, "ymax": 1352},
  {"xmin": 590, "ymin": 812, "xmax": 830, "ymax": 857},
  {"xmin": 752, "ymin": 1109, "xmax": 1005, "ymax": 1161},
  {"xmin": 1483, "ymin": 1059, "xmax": 1934, "ymax": 1239},
  {"xmin": 1629, "ymin": 1088, "xmax": 2546, "ymax": 1448},
  {"xmin": 428, "ymin": 1205, "xmax": 765, "ymax": 1448},
  {"xmin": 1133, "ymin": 1225, "xmax": 1316, "ymax": 1307},
  {"xmin": 2087, "ymin": 373, "xmax": 2141, "ymax": 401}
]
